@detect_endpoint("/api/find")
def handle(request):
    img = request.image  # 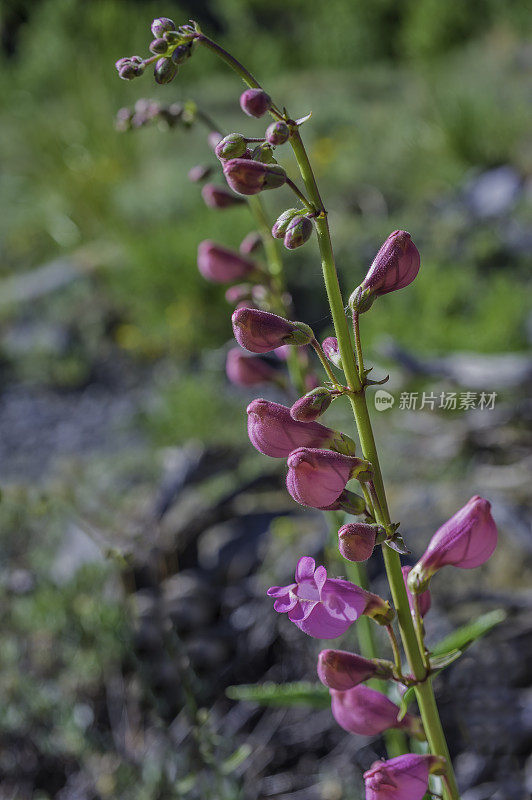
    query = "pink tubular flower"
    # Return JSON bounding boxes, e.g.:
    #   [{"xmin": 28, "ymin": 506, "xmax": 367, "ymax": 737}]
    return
[
  {"xmin": 246, "ymin": 399, "xmax": 356, "ymax": 458},
  {"xmin": 239, "ymin": 231, "xmax": 262, "ymax": 255},
  {"xmin": 226, "ymin": 349, "xmax": 278, "ymax": 386},
  {"xmin": 267, "ymin": 556, "xmax": 391, "ymax": 639},
  {"xmin": 197, "ymin": 241, "xmax": 256, "ymax": 283},
  {"xmin": 201, "ymin": 183, "xmax": 245, "ymax": 209},
  {"xmin": 287, "ymin": 447, "xmax": 370, "ymax": 508},
  {"xmin": 364, "ymin": 754, "xmax": 446, "ymax": 800},
  {"xmin": 408, "ymin": 495, "xmax": 498, "ymax": 593},
  {"xmin": 338, "ymin": 522, "xmax": 380, "ymax": 563},
  {"xmin": 223, "ymin": 158, "xmax": 286, "ymax": 195},
  {"xmin": 322, "ymin": 337, "xmax": 342, "ymax": 369},
  {"xmin": 401, "ymin": 566, "xmax": 431, "ymax": 618},
  {"xmin": 330, "ymin": 685, "xmax": 421, "ymax": 737},
  {"xmin": 232, "ymin": 307, "xmax": 313, "ymax": 353},
  {"xmin": 317, "ymin": 649, "xmax": 393, "ymax": 691},
  {"xmin": 362, "ymin": 230, "xmax": 420, "ymax": 296}
]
